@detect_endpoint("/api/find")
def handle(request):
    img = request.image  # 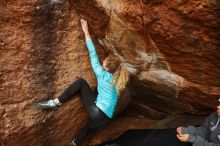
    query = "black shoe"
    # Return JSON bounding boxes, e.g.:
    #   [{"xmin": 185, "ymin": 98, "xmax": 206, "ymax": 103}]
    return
[{"xmin": 37, "ymin": 100, "xmax": 59, "ymax": 109}]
